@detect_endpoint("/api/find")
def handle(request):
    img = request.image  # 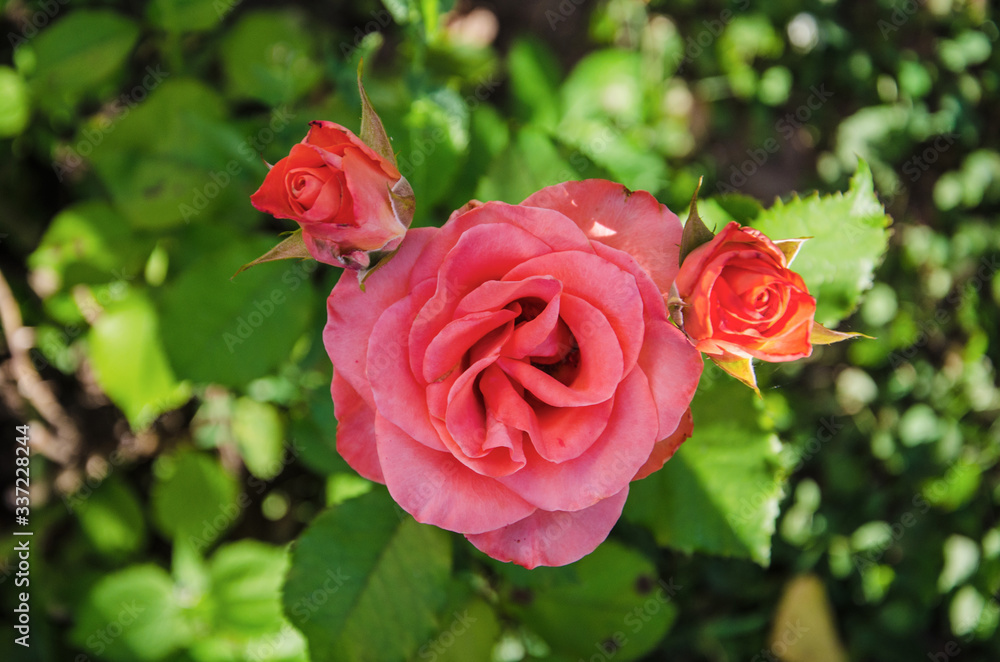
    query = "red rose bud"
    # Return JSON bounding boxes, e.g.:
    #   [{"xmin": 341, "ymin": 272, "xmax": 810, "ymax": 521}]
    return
[
  {"xmin": 250, "ymin": 121, "xmax": 413, "ymax": 269},
  {"xmin": 675, "ymin": 221, "xmax": 816, "ymax": 363}
]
